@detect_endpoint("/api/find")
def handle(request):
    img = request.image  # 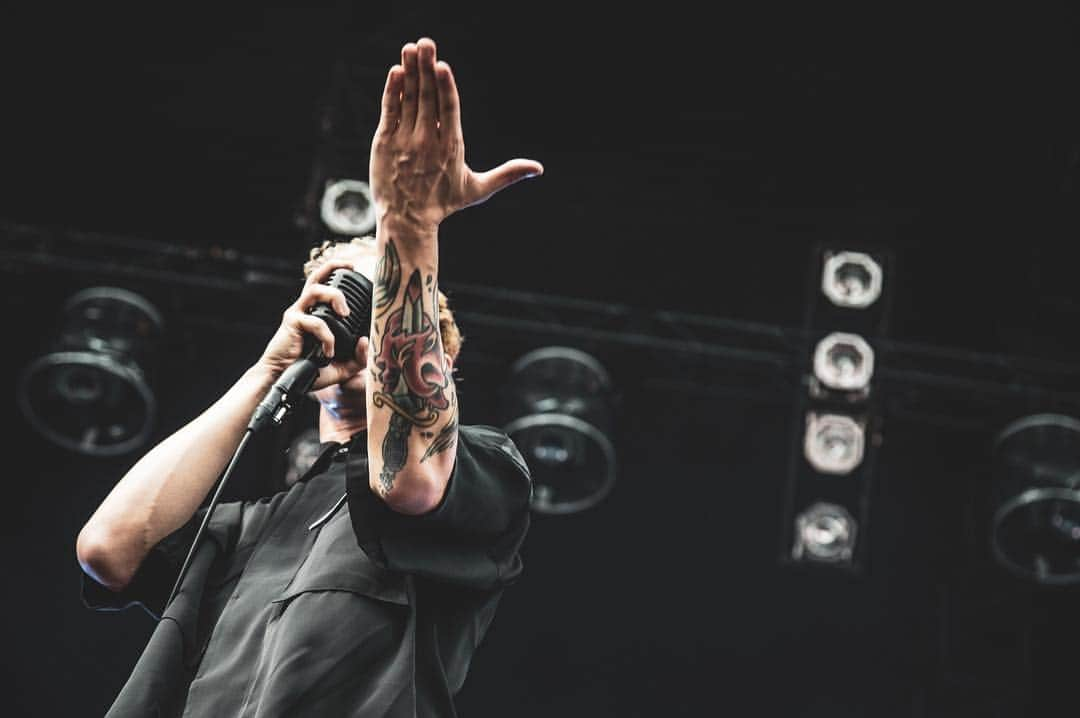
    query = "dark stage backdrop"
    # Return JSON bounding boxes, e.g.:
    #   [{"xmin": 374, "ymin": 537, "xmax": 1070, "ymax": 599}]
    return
[
  {"xmin": 5, "ymin": 304, "xmax": 1079, "ymax": 717},
  {"xmin": 2, "ymin": 3, "xmax": 1079, "ymax": 717}
]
